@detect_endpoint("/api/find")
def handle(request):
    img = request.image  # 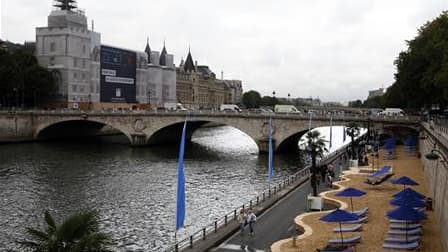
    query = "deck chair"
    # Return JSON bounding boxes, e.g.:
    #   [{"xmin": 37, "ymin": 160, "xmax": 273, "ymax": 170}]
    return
[
  {"xmin": 389, "ymin": 223, "xmax": 421, "ymax": 230},
  {"xmin": 342, "ymin": 216, "xmax": 368, "ymax": 224},
  {"xmin": 387, "ymin": 228, "xmax": 422, "ymax": 235},
  {"xmin": 389, "ymin": 219, "xmax": 420, "ymax": 224},
  {"xmin": 382, "ymin": 241, "xmax": 420, "ymax": 250},
  {"xmin": 384, "ymin": 236, "xmax": 420, "ymax": 244},
  {"xmin": 364, "ymin": 173, "xmax": 394, "ymax": 185},
  {"xmin": 351, "ymin": 207, "xmax": 368, "ymax": 217},
  {"xmin": 333, "ymin": 224, "xmax": 362, "ymax": 232},
  {"xmin": 329, "ymin": 235, "xmax": 361, "ymax": 245}
]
